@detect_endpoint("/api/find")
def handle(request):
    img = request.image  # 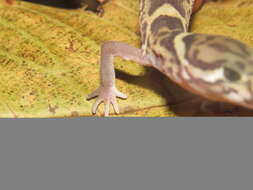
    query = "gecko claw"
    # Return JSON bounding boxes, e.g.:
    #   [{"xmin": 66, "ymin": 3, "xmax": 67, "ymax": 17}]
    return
[{"xmin": 87, "ymin": 86, "xmax": 127, "ymax": 116}]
